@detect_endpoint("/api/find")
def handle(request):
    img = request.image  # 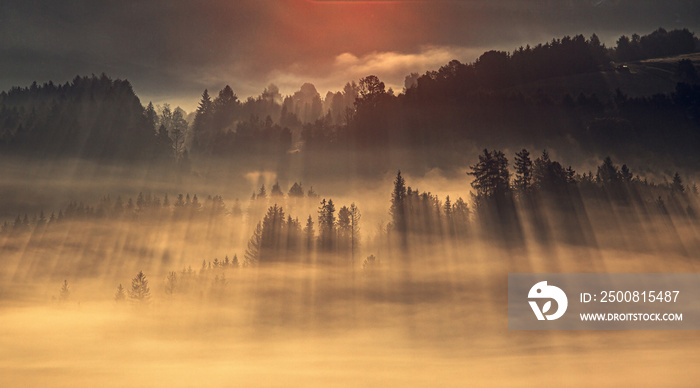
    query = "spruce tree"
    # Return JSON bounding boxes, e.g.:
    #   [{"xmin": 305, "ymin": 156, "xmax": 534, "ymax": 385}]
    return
[
  {"xmin": 349, "ymin": 203, "xmax": 361, "ymax": 265},
  {"xmin": 469, "ymin": 149, "xmax": 510, "ymax": 197},
  {"xmin": 288, "ymin": 182, "xmax": 304, "ymax": 197},
  {"xmin": 129, "ymin": 271, "xmax": 151, "ymax": 303},
  {"xmin": 192, "ymin": 89, "xmax": 213, "ymax": 152},
  {"xmin": 390, "ymin": 171, "xmax": 407, "ymax": 233},
  {"xmin": 244, "ymin": 222, "xmax": 263, "ymax": 267},
  {"xmin": 513, "ymin": 149, "xmax": 532, "ymax": 191},
  {"xmin": 271, "ymin": 181, "xmax": 284, "ymax": 197},
  {"xmin": 304, "ymin": 215, "xmax": 315, "ymax": 252},
  {"xmin": 672, "ymin": 172, "xmax": 685, "ymax": 193},
  {"xmin": 165, "ymin": 272, "xmax": 177, "ymax": 295},
  {"xmin": 115, "ymin": 284, "xmax": 126, "ymax": 302},
  {"xmin": 257, "ymin": 184, "xmax": 267, "ymax": 199}
]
